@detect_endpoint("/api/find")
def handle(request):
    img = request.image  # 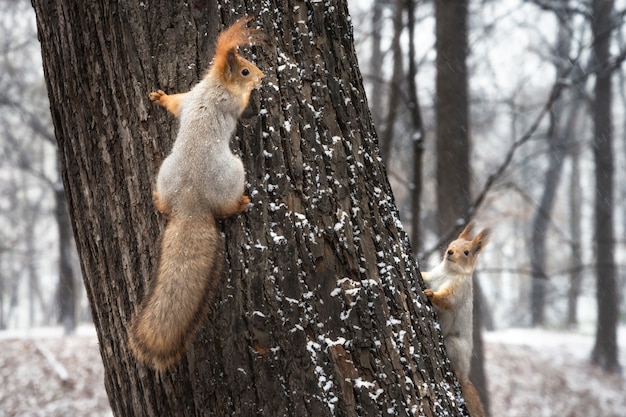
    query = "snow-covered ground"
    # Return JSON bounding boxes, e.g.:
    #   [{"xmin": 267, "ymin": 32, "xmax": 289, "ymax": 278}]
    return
[
  {"xmin": 0, "ymin": 325, "xmax": 111, "ymax": 417},
  {"xmin": 0, "ymin": 325, "xmax": 623, "ymax": 416},
  {"xmin": 485, "ymin": 326, "xmax": 626, "ymax": 417}
]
